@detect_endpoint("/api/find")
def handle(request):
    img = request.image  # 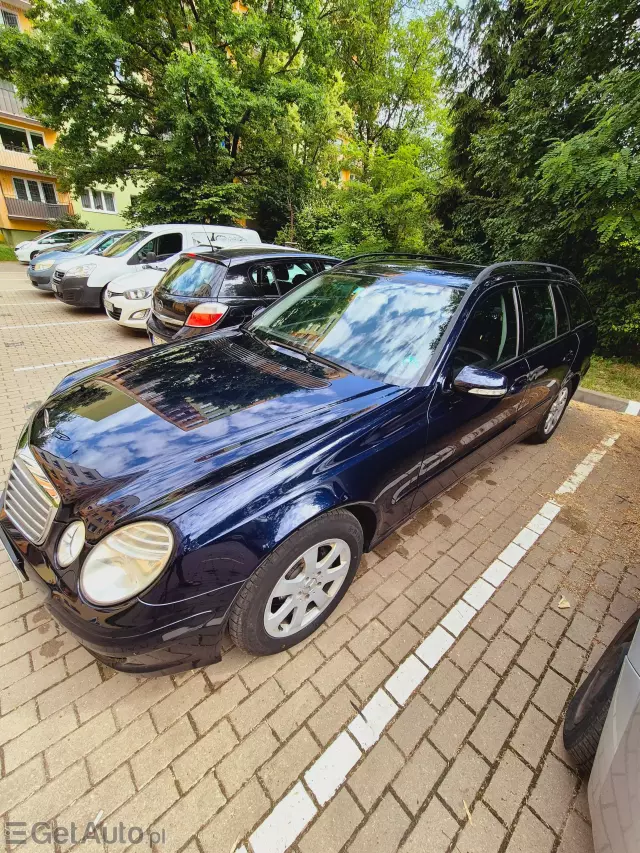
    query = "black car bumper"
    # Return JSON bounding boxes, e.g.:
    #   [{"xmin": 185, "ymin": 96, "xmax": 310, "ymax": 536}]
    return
[
  {"xmin": 52, "ymin": 275, "xmax": 102, "ymax": 308},
  {"xmin": 0, "ymin": 516, "xmax": 226, "ymax": 675},
  {"xmin": 146, "ymin": 310, "xmax": 178, "ymax": 344},
  {"xmin": 28, "ymin": 269, "xmax": 54, "ymax": 290}
]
